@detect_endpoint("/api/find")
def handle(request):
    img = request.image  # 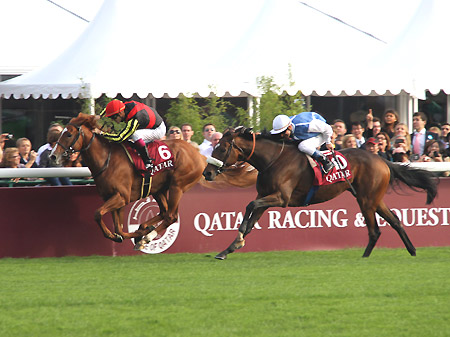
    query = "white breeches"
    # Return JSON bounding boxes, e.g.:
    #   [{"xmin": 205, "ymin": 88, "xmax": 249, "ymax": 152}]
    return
[
  {"xmin": 297, "ymin": 134, "xmax": 327, "ymax": 156},
  {"xmin": 131, "ymin": 122, "xmax": 166, "ymax": 143}
]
